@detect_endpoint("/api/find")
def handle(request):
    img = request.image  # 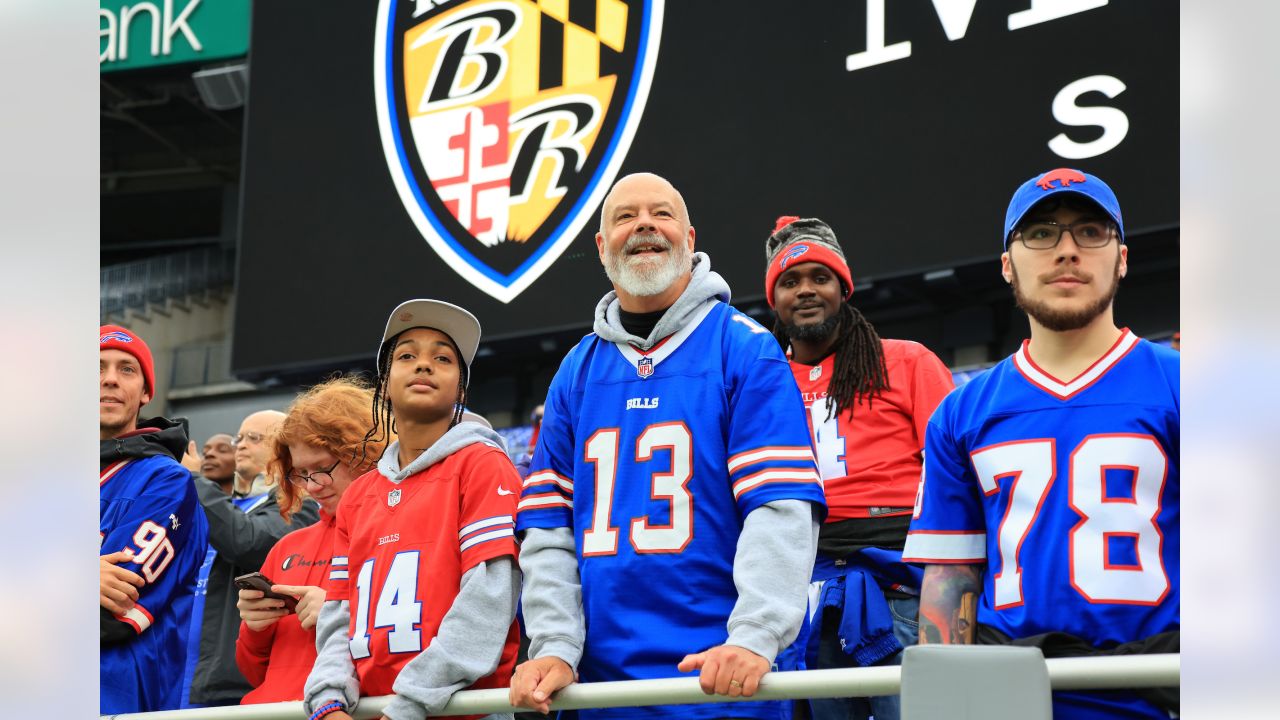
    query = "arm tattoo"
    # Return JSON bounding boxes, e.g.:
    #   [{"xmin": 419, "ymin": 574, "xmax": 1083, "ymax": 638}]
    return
[{"xmin": 918, "ymin": 564, "xmax": 982, "ymax": 645}]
